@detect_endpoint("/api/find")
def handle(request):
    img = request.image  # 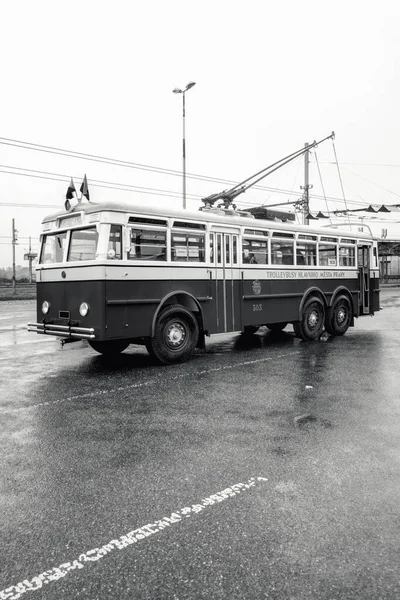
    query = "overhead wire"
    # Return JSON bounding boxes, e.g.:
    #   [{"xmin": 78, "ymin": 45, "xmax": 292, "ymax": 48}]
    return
[
  {"xmin": 0, "ymin": 165, "xmax": 201, "ymax": 200},
  {"xmin": 0, "ymin": 164, "xmax": 383, "ymax": 212},
  {"xmin": 0, "ymin": 135, "xmax": 383, "ymax": 208},
  {"xmin": 339, "ymin": 166, "xmax": 400, "ymax": 200},
  {"xmin": 0, "ymin": 137, "xmax": 398, "ymax": 216}
]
